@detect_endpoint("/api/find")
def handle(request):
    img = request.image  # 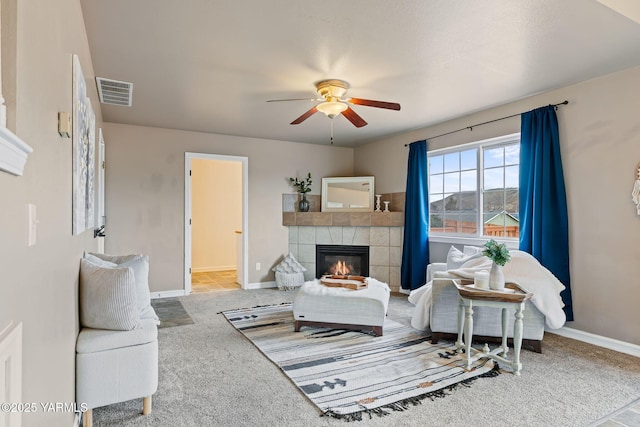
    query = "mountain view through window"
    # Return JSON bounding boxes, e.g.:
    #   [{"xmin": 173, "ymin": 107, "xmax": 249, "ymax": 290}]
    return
[{"xmin": 428, "ymin": 134, "xmax": 520, "ymax": 238}]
